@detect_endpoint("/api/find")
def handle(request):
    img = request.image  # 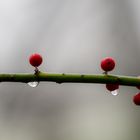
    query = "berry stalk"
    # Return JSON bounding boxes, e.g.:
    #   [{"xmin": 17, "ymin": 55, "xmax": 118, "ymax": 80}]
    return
[{"xmin": 0, "ymin": 73, "xmax": 140, "ymax": 87}]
